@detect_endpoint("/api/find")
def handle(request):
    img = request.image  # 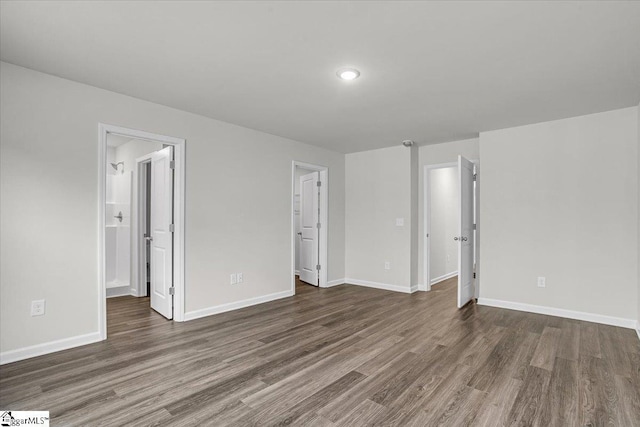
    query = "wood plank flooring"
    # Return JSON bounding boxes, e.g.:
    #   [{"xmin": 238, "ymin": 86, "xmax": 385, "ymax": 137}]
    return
[{"xmin": 1, "ymin": 277, "xmax": 639, "ymax": 426}]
